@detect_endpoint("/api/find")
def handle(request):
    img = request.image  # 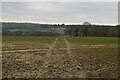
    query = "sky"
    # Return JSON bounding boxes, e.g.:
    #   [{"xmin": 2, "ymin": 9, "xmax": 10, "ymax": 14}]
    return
[
  {"xmin": 1, "ymin": 2, "xmax": 118, "ymax": 25},
  {"xmin": 1, "ymin": 0, "xmax": 120, "ymax": 2}
]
